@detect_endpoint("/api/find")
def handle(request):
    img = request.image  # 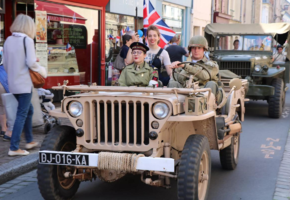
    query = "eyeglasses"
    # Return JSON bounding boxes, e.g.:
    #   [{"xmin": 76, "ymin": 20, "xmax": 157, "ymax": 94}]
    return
[{"xmin": 131, "ymin": 51, "xmax": 143, "ymax": 55}]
